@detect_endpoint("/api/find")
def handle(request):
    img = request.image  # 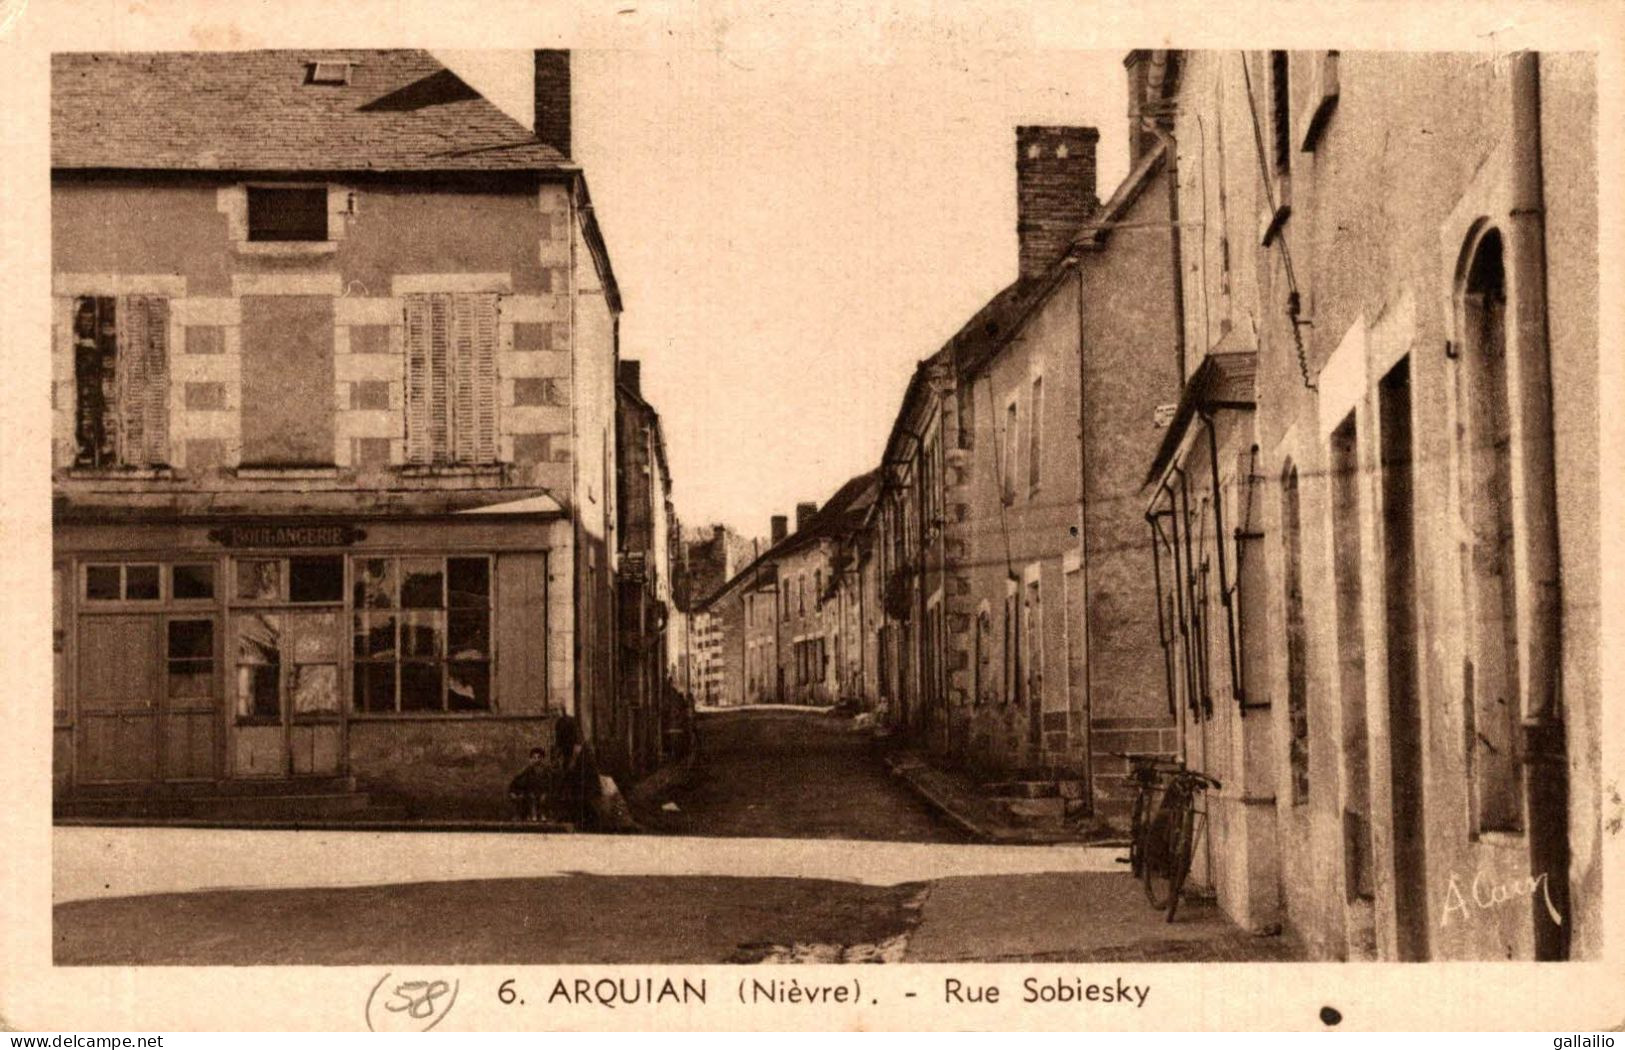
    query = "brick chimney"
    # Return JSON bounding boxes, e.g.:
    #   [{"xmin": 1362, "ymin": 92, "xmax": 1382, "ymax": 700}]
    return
[
  {"xmin": 534, "ymin": 50, "xmax": 571, "ymax": 158},
  {"xmin": 796, "ymin": 501, "xmax": 818, "ymax": 533},
  {"xmin": 618, "ymin": 359, "xmax": 641, "ymax": 398},
  {"xmin": 770, "ymin": 515, "xmax": 788, "ymax": 546},
  {"xmin": 1016, "ymin": 125, "xmax": 1099, "ymax": 278}
]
